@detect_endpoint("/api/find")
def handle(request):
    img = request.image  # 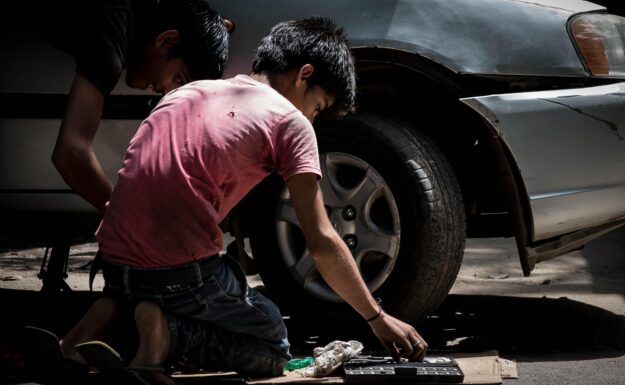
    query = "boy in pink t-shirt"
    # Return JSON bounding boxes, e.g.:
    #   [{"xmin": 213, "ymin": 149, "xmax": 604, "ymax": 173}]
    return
[{"xmin": 39, "ymin": 17, "xmax": 428, "ymax": 384}]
